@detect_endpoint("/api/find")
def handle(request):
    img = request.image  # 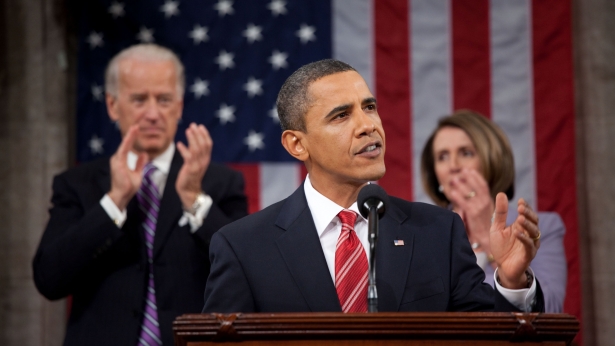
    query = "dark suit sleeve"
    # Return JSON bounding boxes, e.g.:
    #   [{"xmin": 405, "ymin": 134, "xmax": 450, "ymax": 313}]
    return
[
  {"xmin": 192, "ymin": 167, "xmax": 248, "ymax": 245},
  {"xmin": 202, "ymin": 231, "xmax": 255, "ymax": 313},
  {"xmin": 446, "ymin": 213, "xmax": 496, "ymax": 311},
  {"xmin": 32, "ymin": 173, "xmax": 127, "ymax": 300}
]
